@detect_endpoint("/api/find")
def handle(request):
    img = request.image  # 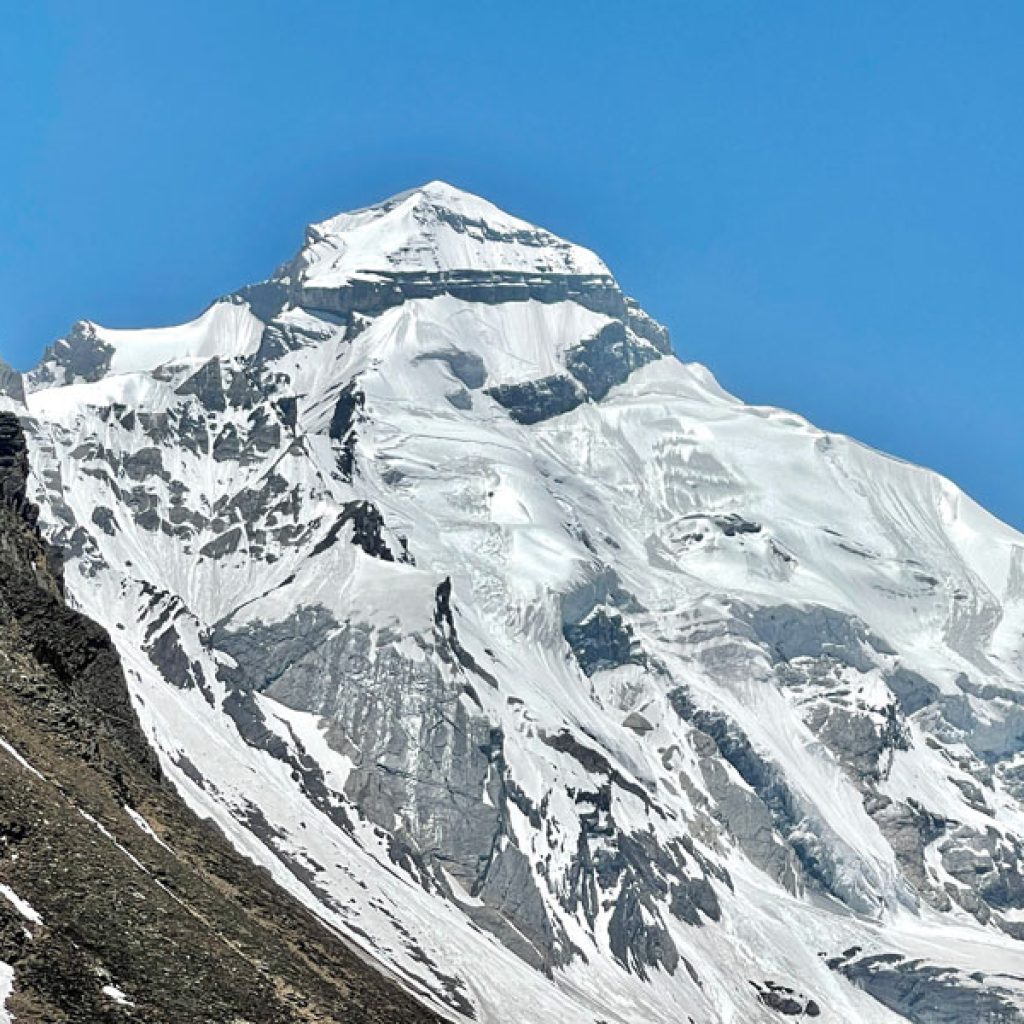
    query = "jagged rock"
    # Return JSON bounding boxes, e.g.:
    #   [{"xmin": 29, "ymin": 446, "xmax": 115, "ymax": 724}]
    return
[
  {"xmin": 0, "ymin": 358, "xmax": 25, "ymax": 405},
  {"xmin": 565, "ymin": 321, "xmax": 663, "ymax": 401},
  {"xmin": 486, "ymin": 374, "xmax": 585, "ymax": 424},
  {"xmin": 26, "ymin": 321, "xmax": 114, "ymax": 389},
  {"xmin": 176, "ymin": 357, "xmax": 228, "ymax": 411},
  {"xmin": 622, "ymin": 712, "xmax": 654, "ymax": 734},
  {"xmin": 328, "ymin": 380, "xmax": 365, "ymax": 478},
  {"xmin": 565, "ymin": 607, "xmax": 644, "ymax": 676},
  {"xmin": 312, "ymin": 500, "xmax": 400, "ymax": 561},
  {"xmin": 670, "ymin": 686, "xmax": 884, "ymax": 911},
  {"xmin": 832, "ymin": 954, "xmax": 1024, "ymax": 1024}
]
